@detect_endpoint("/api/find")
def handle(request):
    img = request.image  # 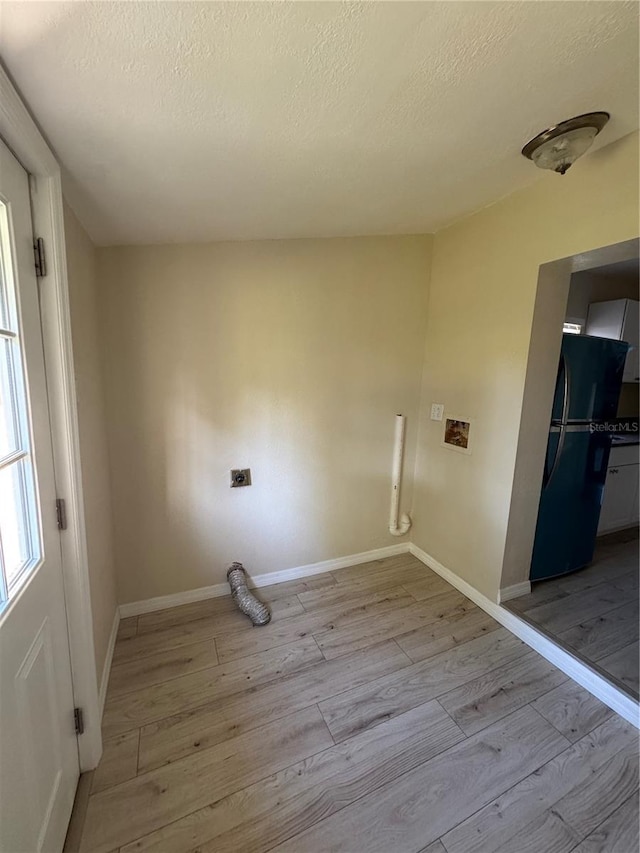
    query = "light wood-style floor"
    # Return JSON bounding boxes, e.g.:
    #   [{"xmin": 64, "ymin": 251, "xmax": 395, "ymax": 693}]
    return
[
  {"xmin": 506, "ymin": 531, "xmax": 639, "ymax": 700},
  {"xmin": 69, "ymin": 554, "xmax": 639, "ymax": 853}
]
